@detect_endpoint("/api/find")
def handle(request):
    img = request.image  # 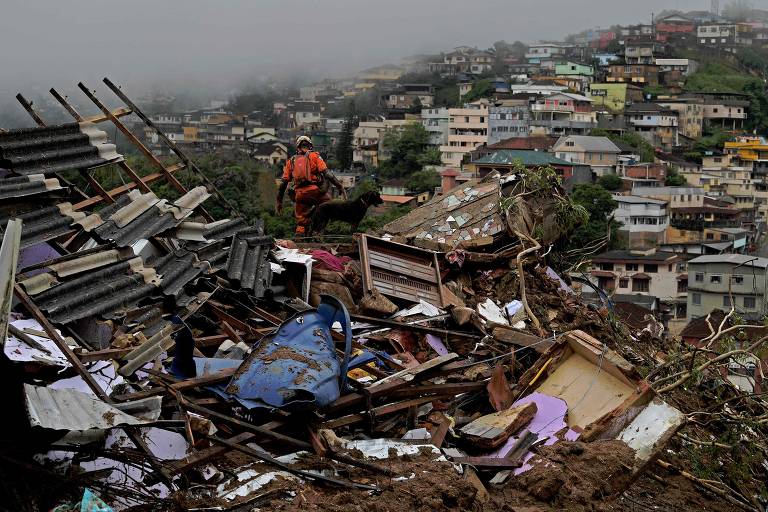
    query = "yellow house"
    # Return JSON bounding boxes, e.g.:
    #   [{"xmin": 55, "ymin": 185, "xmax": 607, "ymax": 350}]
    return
[
  {"xmin": 588, "ymin": 83, "xmax": 643, "ymax": 113},
  {"xmin": 183, "ymin": 126, "xmax": 199, "ymax": 142}
]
